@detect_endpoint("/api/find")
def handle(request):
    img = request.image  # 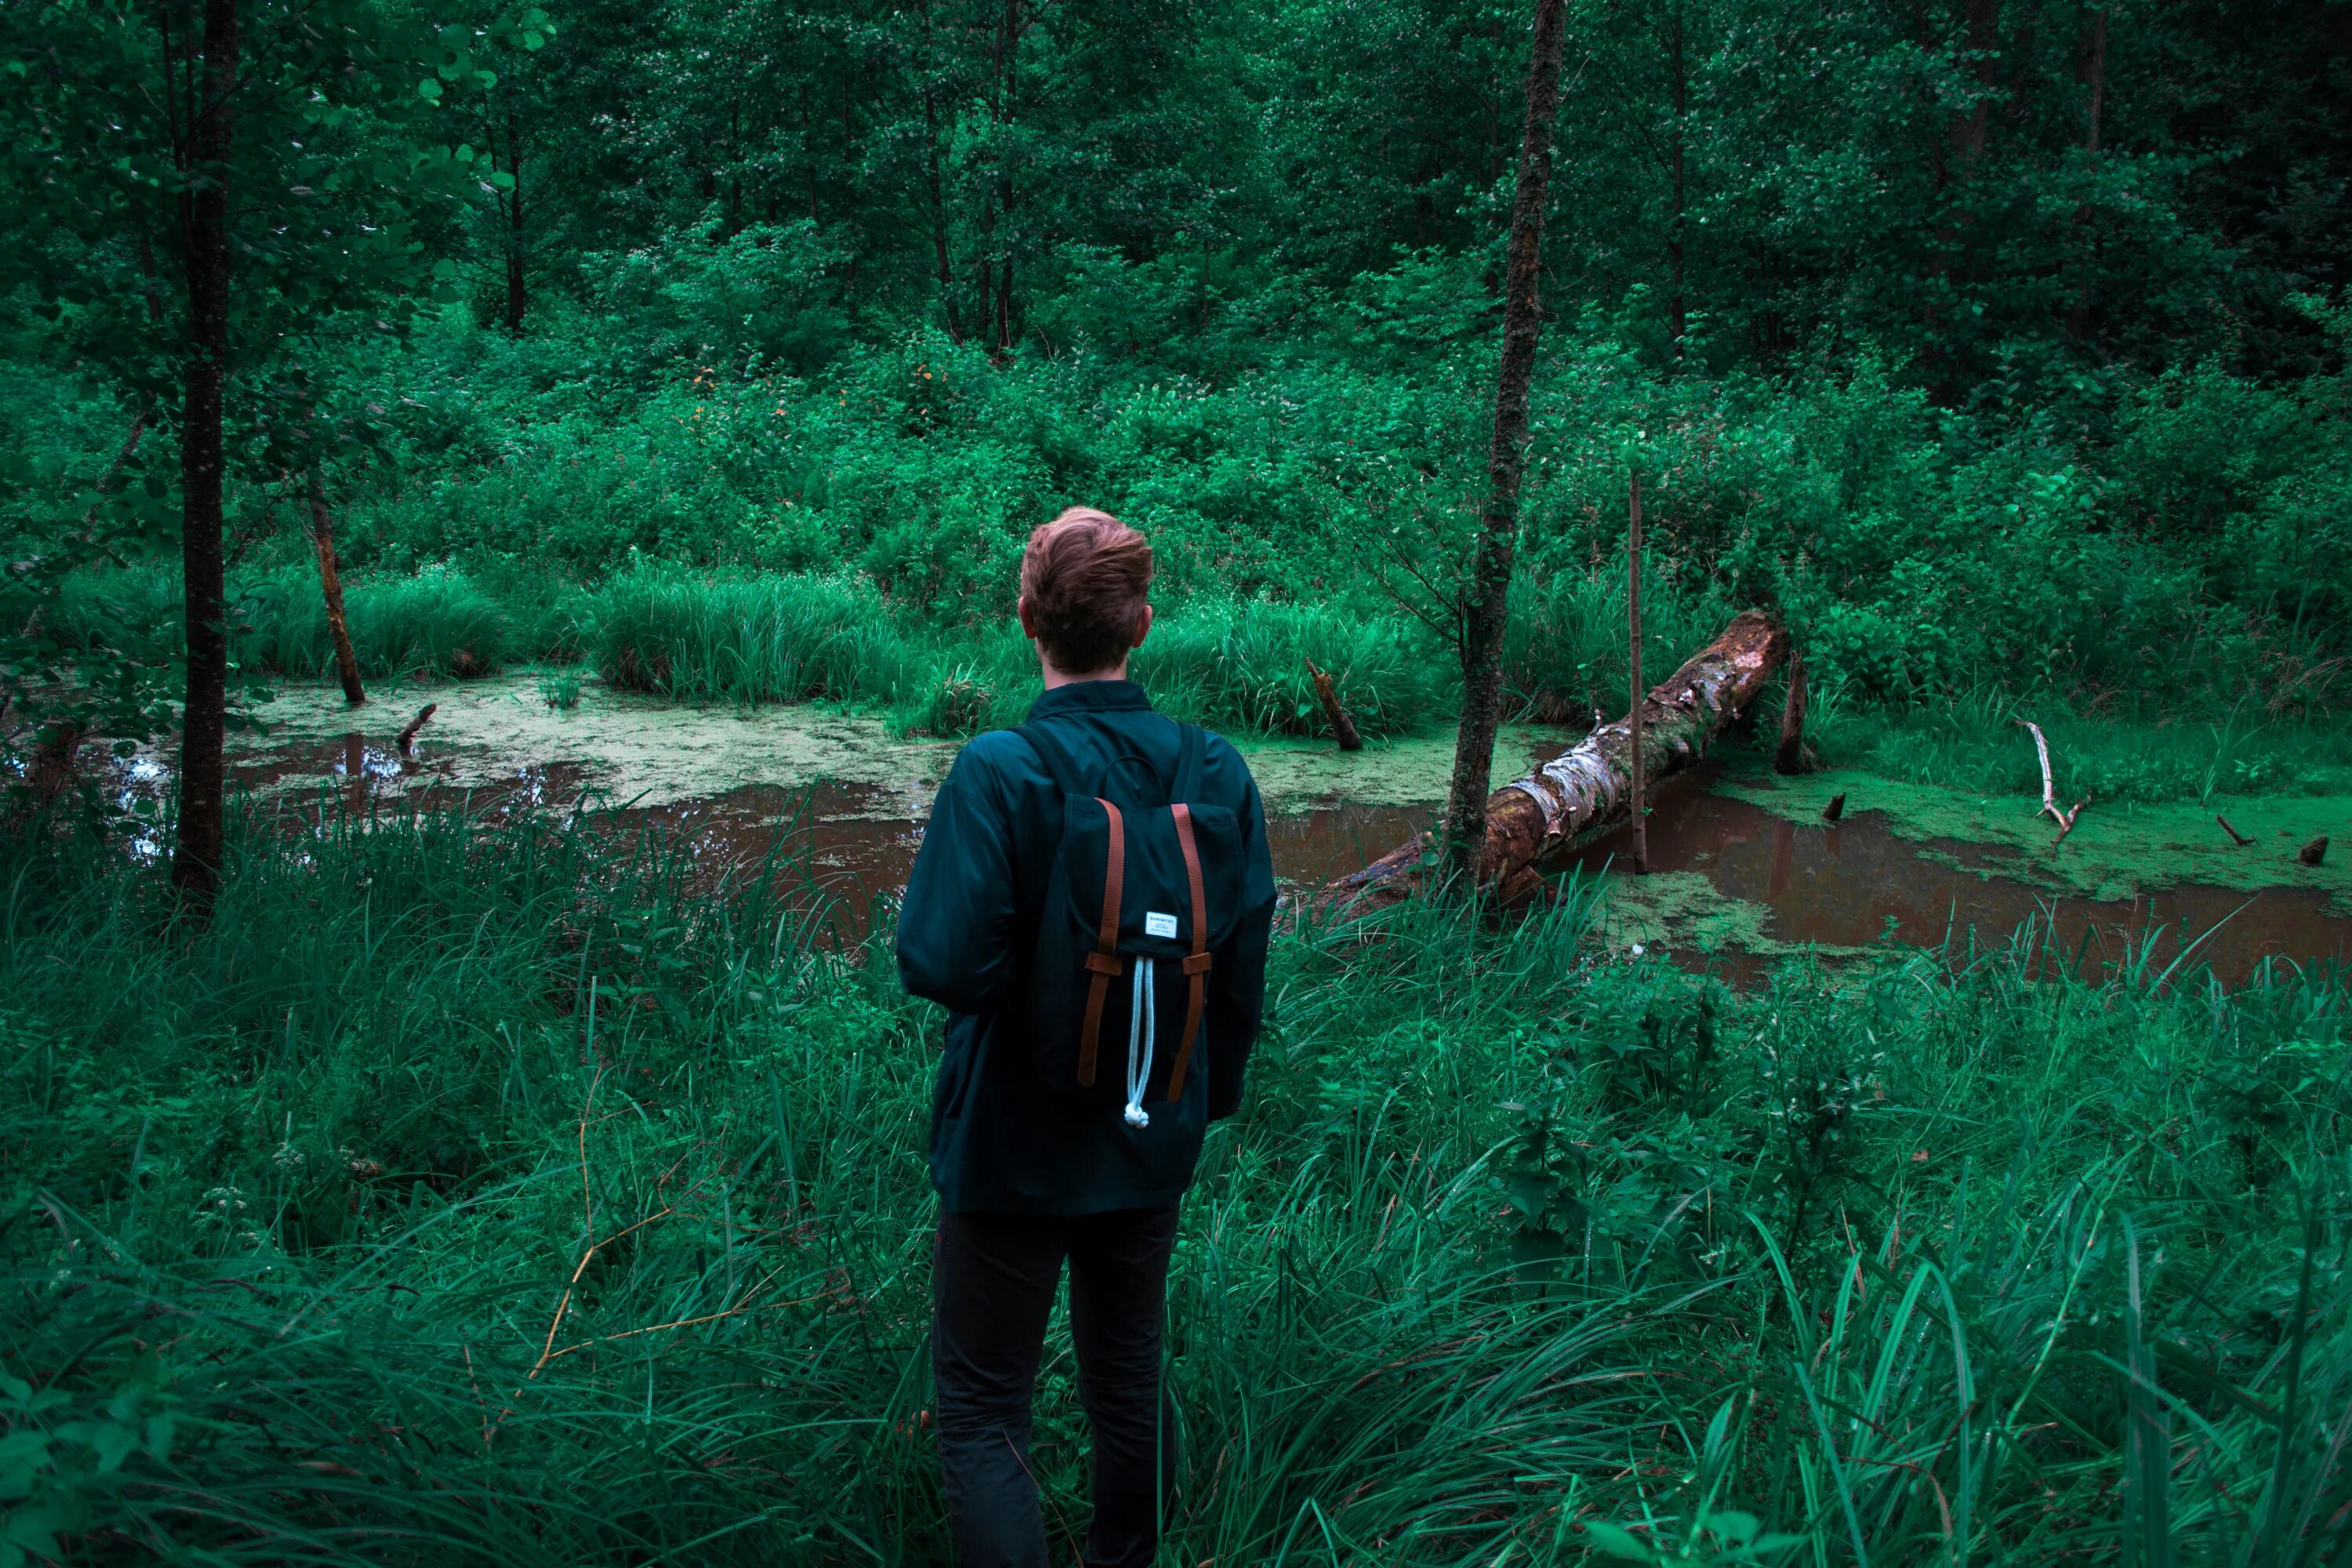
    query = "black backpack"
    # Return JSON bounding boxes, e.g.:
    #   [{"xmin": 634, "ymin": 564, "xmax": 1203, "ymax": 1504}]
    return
[{"xmin": 1016, "ymin": 718, "xmax": 1247, "ymax": 1127}]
